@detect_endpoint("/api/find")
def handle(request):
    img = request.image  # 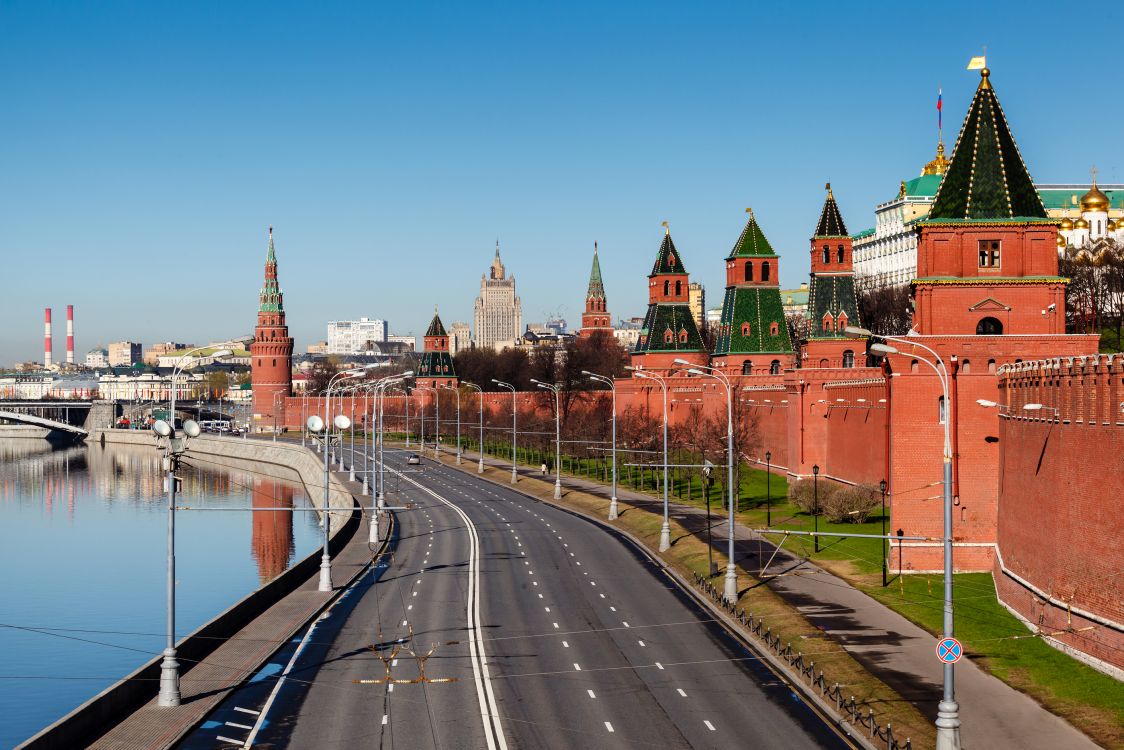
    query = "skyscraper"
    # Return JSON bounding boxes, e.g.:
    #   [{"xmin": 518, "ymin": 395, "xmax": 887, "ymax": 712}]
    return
[{"xmin": 473, "ymin": 242, "xmax": 522, "ymax": 350}]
